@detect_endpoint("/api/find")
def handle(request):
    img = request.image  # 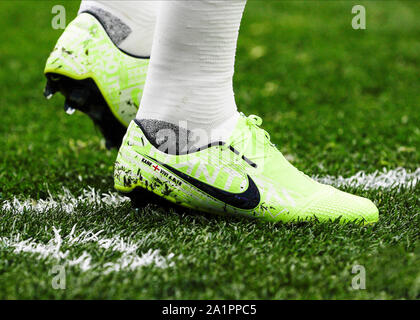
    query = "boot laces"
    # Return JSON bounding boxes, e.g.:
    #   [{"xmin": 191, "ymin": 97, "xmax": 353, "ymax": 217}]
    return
[{"xmin": 223, "ymin": 114, "xmax": 275, "ymax": 166}]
